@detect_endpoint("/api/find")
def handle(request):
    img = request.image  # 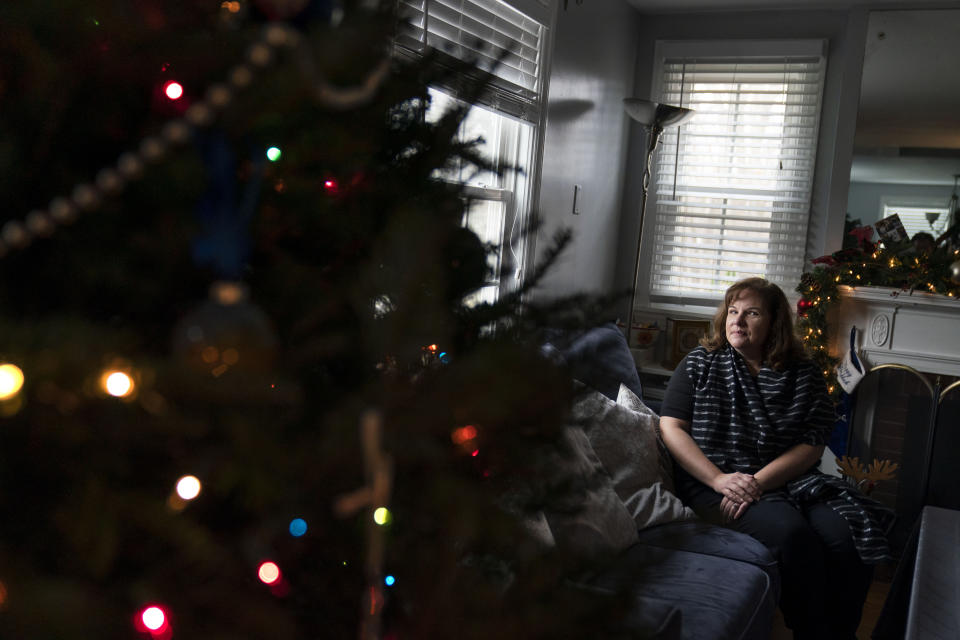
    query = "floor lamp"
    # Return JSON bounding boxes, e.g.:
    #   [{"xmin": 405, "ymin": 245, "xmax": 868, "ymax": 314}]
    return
[{"xmin": 623, "ymin": 98, "xmax": 694, "ymax": 345}]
